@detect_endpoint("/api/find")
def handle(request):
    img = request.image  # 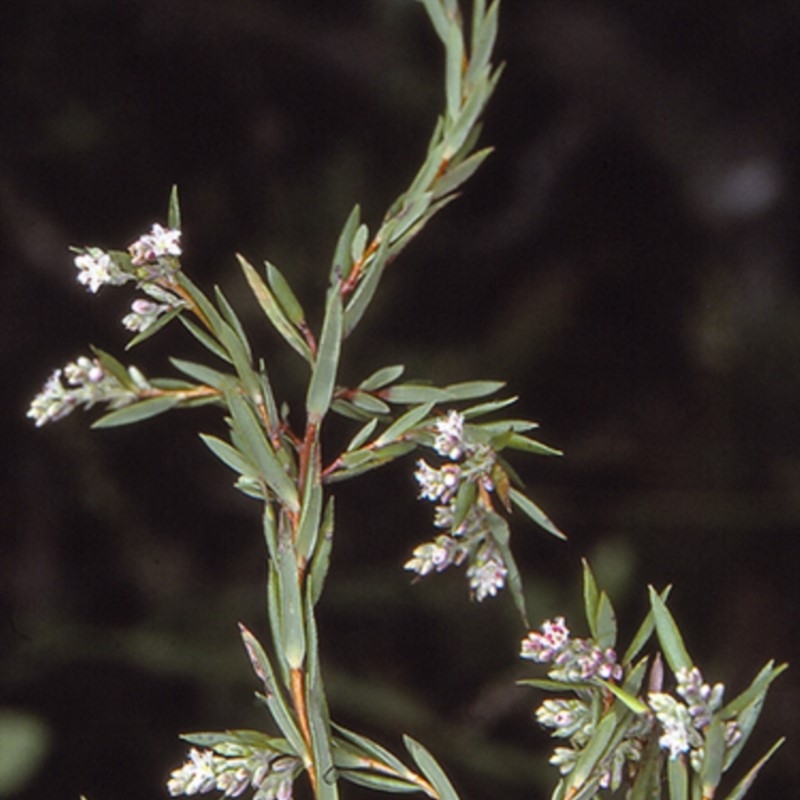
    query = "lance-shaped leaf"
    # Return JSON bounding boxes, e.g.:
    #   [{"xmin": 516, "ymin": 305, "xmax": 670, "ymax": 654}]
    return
[
  {"xmin": 215, "ymin": 285, "xmax": 252, "ymax": 363},
  {"xmin": 374, "ymin": 402, "xmax": 435, "ymax": 449},
  {"xmin": 349, "ymin": 391, "xmax": 391, "ymax": 416},
  {"xmin": 403, "ymin": 735, "xmax": 460, "ymax": 800},
  {"xmin": 582, "ymin": 559, "xmax": 600, "ymax": 637},
  {"xmin": 179, "ymin": 316, "xmax": 232, "ymax": 363},
  {"xmin": 326, "ymin": 442, "xmax": 417, "ymax": 483},
  {"xmin": 442, "ymin": 379, "xmax": 505, "ymax": 400},
  {"xmin": 565, "ymin": 711, "xmax": 618, "ymax": 796},
  {"xmin": 330, "ymin": 204, "xmax": 361, "ymax": 283},
  {"xmin": 509, "ymin": 488, "xmax": 566, "ymax": 540},
  {"xmin": 594, "ymin": 591, "xmax": 617, "ymax": 650},
  {"xmin": 359, "ymin": 364, "xmax": 405, "ymax": 392},
  {"xmin": 596, "ymin": 679, "xmax": 649, "ymax": 715},
  {"xmin": 274, "ymin": 537, "xmax": 306, "ymax": 670},
  {"xmin": 306, "ymin": 287, "xmax": 343, "ymax": 422},
  {"xmin": 92, "ymin": 395, "xmax": 179, "ymax": 428},
  {"xmin": 200, "ymin": 434, "xmax": 259, "ymax": 482},
  {"xmin": 622, "ymin": 586, "xmax": 672, "ymax": 666},
  {"xmin": 170, "ymin": 358, "xmax": 233, "ymax": 391},
  {"xmin": 432, "ymin": 147, "xmax": 493, "ymax": 200},
  {"xmin": 444, "ymin": 12, "xmax": 464, "ymax": 121},
  {"xmin": 417, "ymin": 0, "xmax": 451, "ymax": 46},
  {"xmin": 226, "ymin": 388, "xmax": 299, "ymax": 512},
  {"xmin": 125, "ymin": 306, "xmax": 184, "ymax": 350},
  {"xmin": 343, "ymin": 225, "xmax": 394, "ymax": 337},
  {"xmin": 502, "ymin": 432, "xmax": 563, "ymax": 457},
  {"xmin": 90, "ymin": 346, "xmax": 135, "ymax": 390},
  {"xmin": 238, "ymin": 254, "xmax": 313, "ymax": 364},
  {"xmin": 266, "ymin": 261, "xmax": 306, "ymax": 328},
  {"xmin": 466, "ymin": 0, "xmax": 499, "ymax": 91},
  {"xmin": 238, "ymin": 623, "xmax": 307, "ymax": 760},
  {"xmin": 168, "ymin": 184, "xmax": 181, "ymax": 230},
  {"xmin": 700, "ymin": 717, "xmax": 726, "ymax": 798},
  {"xmin": 667, "ymin": 753, "xmax": 689, "ymax": 800},
  {"xmin": 720, "ymin": 738, "xmax": 784, "ymax": 800},
  {"xmin": 648, "ymin": 587, "xmax": 693, "ymax": 674},
  {"xmin": 486, "ymin": 511, "xmax": 528, "ymax": 626},
  {"xmin": 333, "ymin": 724, "xmax": 422, "ymax": 790},
  {"xmin": 383, "ymin": 384, "xmax": 447, "ymax": 404},
  {"xmin": 461, "ymin": 396, "xmax": 519, "ymax": 420},
  {"xmin": 295, "ymin": 475, "xmax": 323, "ymax": 565},
  {"xmin": 346, "ymin": 418, "xmax": 379, "ymax": 452},
  {"xmin": 308, "ymin": 498, "xmax": 334, "ymax": 608}
]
